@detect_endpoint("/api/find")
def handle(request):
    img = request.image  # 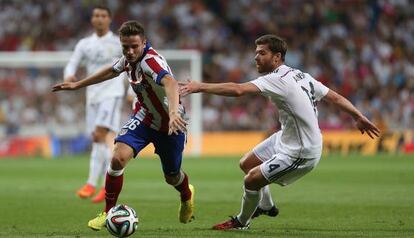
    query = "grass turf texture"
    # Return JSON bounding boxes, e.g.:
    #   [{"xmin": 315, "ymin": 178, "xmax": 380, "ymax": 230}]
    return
[{"xmin": 0, "ymin": 154, "xmax": 413, "ymax": 237}]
